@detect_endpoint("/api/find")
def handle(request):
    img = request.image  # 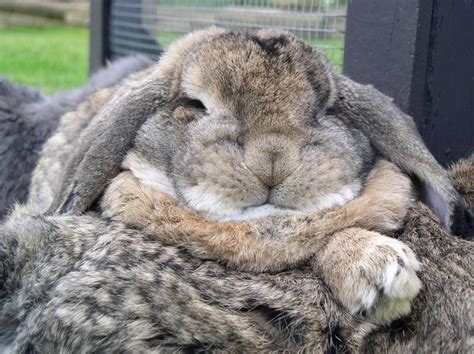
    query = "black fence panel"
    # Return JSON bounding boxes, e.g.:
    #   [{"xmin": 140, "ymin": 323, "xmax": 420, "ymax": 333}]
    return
[
  {"xmin": 108, "ymin": 0, "xmax": 163, "ymax": 61},
  {"xmin": 344, "ymin": 0, "xmax": 473, "ymax": 165},
  {"xmin": 89, "ymin": 0, "xmax": 111, "ymax": 73}
]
